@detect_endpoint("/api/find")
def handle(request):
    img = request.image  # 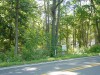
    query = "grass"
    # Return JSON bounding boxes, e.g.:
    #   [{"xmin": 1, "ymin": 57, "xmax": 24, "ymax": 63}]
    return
[{"xmin": 0, "ymin": 53, "xmax": 99, "ymax": 67}]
